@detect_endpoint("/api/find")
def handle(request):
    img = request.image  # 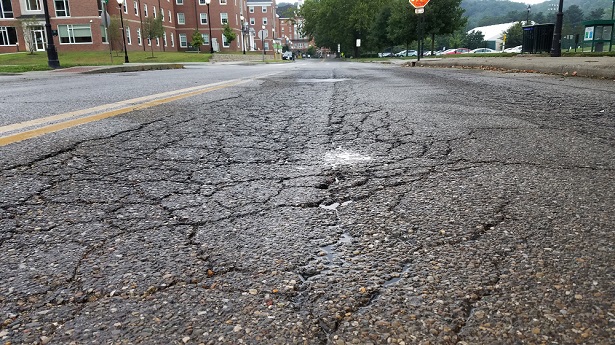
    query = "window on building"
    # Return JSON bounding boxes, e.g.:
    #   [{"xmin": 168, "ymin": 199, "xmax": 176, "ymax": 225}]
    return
[
  {"xmin": 123, "ymin": 2, "xmax": 127, "ymax": 14},
  {"xmin": 264, "ymin": 42, "xmax": 269, "ymax": 50},
  {"xmin": 100, "ymin": 25, "xmax": 108, "ymax": 43},
  {"xmin": 220, "ymin": 0, "xmax": 227, "ymax": 4},
  {"xmin": 177, "ymin": 12, "xmax": 185, "ymax": 24},
  {"xmin": 0, "ymin": 26, "xmax": 17, "ymax": 45},
  {"xmin": 153, "ymin": 6, "xmax": 156, "ymax": 18},
  {"xmin": 249, "ymin": 6, "xmax": 253, "ymax": 13},
  {"xmin": 163, "ymin": 32, "xmax": 167, "ymax": 46},
  {"xmin": 179, "ymin": 33, "xmax": 187, "ymax": 47},
  {"xmin": 54, "ymin": 0, "xmax": 70, "ymax": 16},
  {"xmin": 0, "ymin": 0, "xmax": 14, "ymax": 18},
  {"xmin": 160, "ymin": 7, "xmax": 164, "ymax": 21},
  {"xmin": 156, "ymin": 37, "xmax": 159, "ymax": 46},
  {"xmin": 201, "ymin": 33, "xmax": 209, "ymax": 44},
  {"xmin": 263, "ymin": 18, "xmax": 267, "ymax": 26},
  {"xmin": 168, "ymin": 10, "xmax": 172, "ymax": 23},
  {"xmin": 58, "ymin": 24, "xmax": 92, "ymax": 44},
  {"xmin": 147, "ymin": 37, "xmax": 151, "ymax": 46},
  {"xmin": 133, "ymin": 1, "xmax": 137, "ymax": 15},
  {"xmin": 171, "ymin": 33, "xmax": 174, "ymax": 47},
  {"xmin": 126, "ymin": 26, "xmax": 131, "ymax": 44},
  {"xmin": 144, "ymin": 4, "xmax": 148, "ymax": 17},
  {"xmin": 176, "ymin": 0, "xmax": 183, "ymax": 4},
  {"xmin": 262, "ymin": 6, "xmax": 267, "ymax": 13},
  {"xmin": 200, "ymin": 13, "xmax": 207, "ymax": 25},
  {"xmin": 199, "ymin": 0, "xmax": 206, "ymax": 4},
  {"xmin": 137, "ymin": 28, "xmax": 141, "ymax": 45},
  {"xmin": 250, "ymin": 18, "xmax": 255, "ymax": 25},
  {"xmin": 25, "ymin": 0, "xmax": 41, "ymax": 11},
  {"xmin": 222, "ymin": 34, "xmax": 229, "ymax": 47},
  {"xmin": 96, "ymin": 0, "xmax": 102, "ymax": 16},
  {"xmin": 220, "ymin": 13, "xmax": 228, "ymax": 25}
]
